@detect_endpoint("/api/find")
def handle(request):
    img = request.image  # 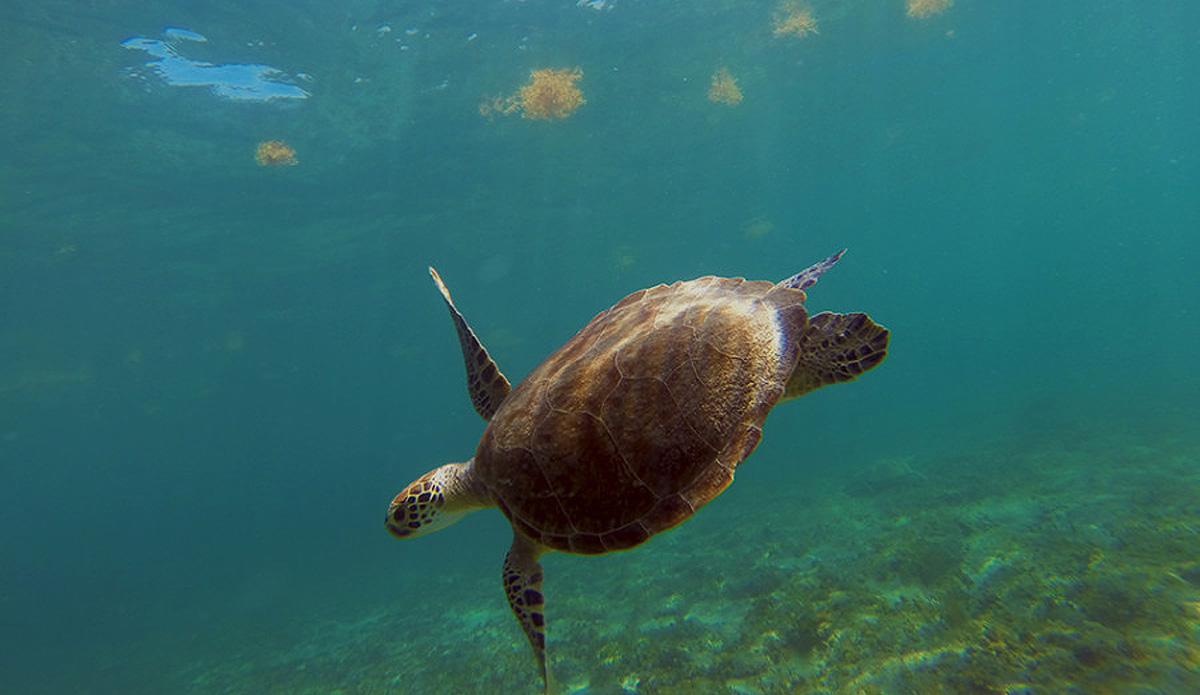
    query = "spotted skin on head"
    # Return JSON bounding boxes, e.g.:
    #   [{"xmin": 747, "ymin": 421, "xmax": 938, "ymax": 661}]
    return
[
  {"xmin": 387, "ymin": 461, "xmax": 491, "ymax": 540},
  {"xmin": 389, "ymin": 479, "xmax": 445, "ymax": 534}
]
